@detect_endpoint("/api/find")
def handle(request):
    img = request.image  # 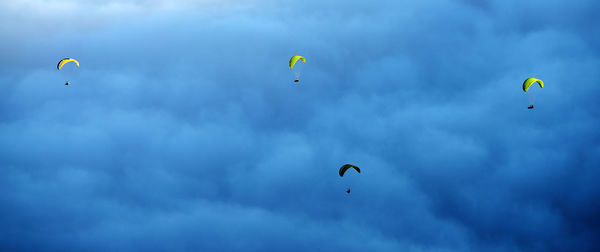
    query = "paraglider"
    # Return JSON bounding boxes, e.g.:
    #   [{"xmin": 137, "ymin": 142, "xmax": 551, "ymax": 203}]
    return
[
  {"xmin": 289, "ymin": 55, "xmax": 306, "ymax": 83},
  {"xmin": 522, "ymin": 77, "xmax": 544, "ymax": 92},
  {"xmin": 339, "ymin": 164, "xmax": 360, "ymax": 194},
  {"xmin": 57, "ymin": 58, "xmax": 79, "ymax": 86},
  {"xmin": 57, "ymin": 58, "xmax": 79, "ymax": 70},
  {"xmin": 339, "ymin": 164, "xmax": 360, "ymax": 177},
  {"xmin": 523, "ymin": 78, "xmax": 544, "ymax": 109}
]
